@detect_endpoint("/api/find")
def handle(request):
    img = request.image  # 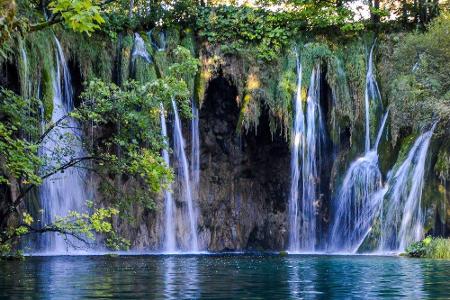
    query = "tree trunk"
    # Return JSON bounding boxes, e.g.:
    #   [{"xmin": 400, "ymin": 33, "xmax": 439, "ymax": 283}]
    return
[{"xmin": 371, "ymin": 0, "xmax": 380, "ymax": 24}]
